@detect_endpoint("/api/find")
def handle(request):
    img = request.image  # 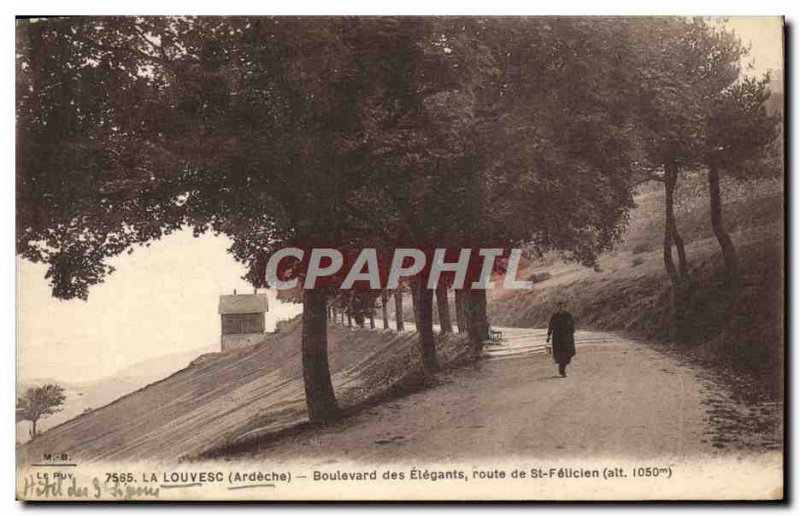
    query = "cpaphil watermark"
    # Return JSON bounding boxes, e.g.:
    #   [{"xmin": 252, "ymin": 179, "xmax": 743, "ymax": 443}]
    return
[{"xmin": 265, "ymin": 248, "xmax": 533, "ymax": 290}]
